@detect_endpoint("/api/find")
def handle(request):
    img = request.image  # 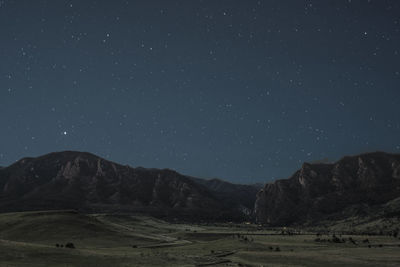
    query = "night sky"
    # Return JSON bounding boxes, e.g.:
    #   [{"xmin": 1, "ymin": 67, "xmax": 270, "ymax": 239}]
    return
[{"xmin": 1, "ymin": 0, "xmax": 400, "ymax": 183}]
